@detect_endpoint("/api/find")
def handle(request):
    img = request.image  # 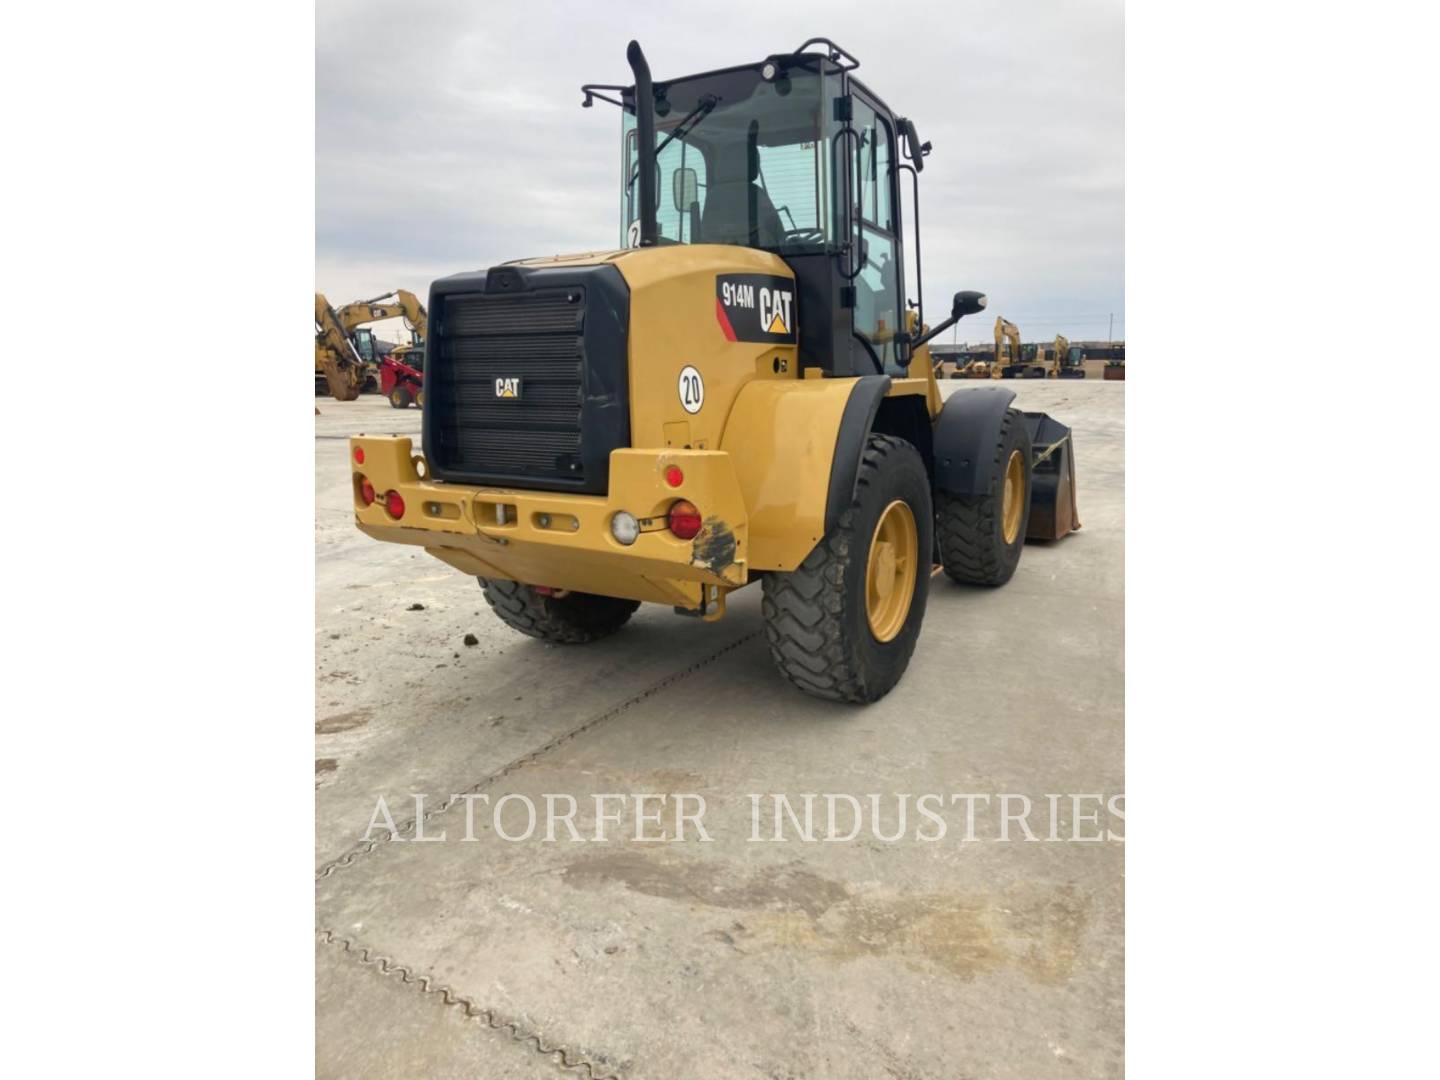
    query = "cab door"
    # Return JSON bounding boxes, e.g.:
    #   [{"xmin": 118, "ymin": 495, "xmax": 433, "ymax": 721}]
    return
[{"xmin": 847, "ymin": 91, "xmax": 904, "ymax": 371}]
